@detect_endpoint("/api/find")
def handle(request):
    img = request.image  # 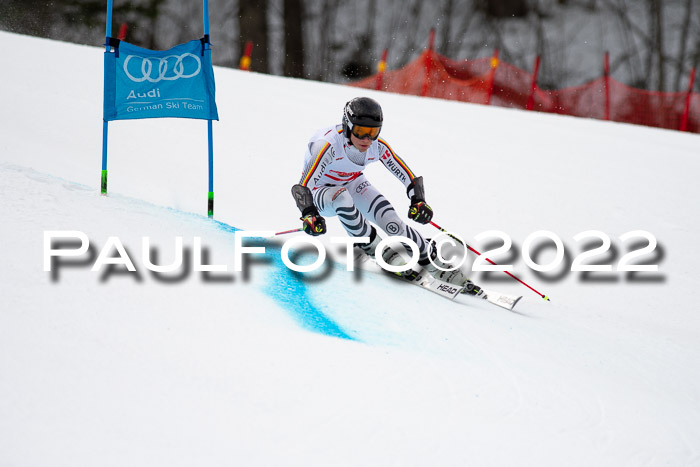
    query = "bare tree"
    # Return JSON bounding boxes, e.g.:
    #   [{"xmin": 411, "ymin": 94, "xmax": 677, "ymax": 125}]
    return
[
  {"xmin": 648, "ymin": 0, "xmax": 664, "ymax": 90},
  {"xmin": 673, "ymin": 0, "xmax": 693, "ymax": 90},
  {"xmin": 476, "ymin": 0, "xmax": 529, "ymax": 18},
  {"xmin": 437, "ymin": 0, "xmax": 454, "ymax": 56},
  {"xmin": 603, "ymin": 0, "xmax": 651, "ymax": 87},
  {"xmin": 283, "ymin": 0, "xmax": 304, "ymax": 77},
  {"xmin": 0, "ymin": 0, "xmax": 58, "ymax": 37},
  {"xmin": 395, "ymin": 0, "xmax": 428, "ymax": 66},
  {"xmin": 239, "ymin": 0, "xmax": 269, "ymax": 73},
  {"xmin": 2, "ymin": 0, "xmax": 698, "ymax": 92},
  {"xmin": 341, "ymin": 0, "xmax": 378, "ymax": 80}
]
